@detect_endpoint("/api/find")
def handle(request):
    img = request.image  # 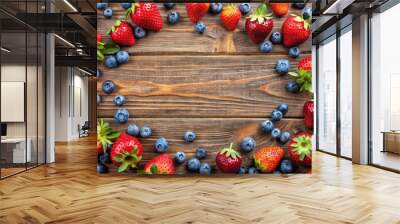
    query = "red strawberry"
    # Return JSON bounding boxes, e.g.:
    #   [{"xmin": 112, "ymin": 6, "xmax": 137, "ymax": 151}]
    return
[
  {"xmin": 282, "ymin": 15, "xmax": 311, "ymax": 47},
  {"xmin": 288, "ymin": 132, "xmax": 312, "ymax": 167},
  {"xmin": 107, "ymin": 20, "xmax": 135, "ymax": 46},
  {"xmin": 253, "ymin": 146, "xmax": 284, "ymax": 173},
  {"xmin": 110, "ymin": 132, "xmax": 143, "ymax": 172},
  {"xmin": 215, "ymin": 143, "xmax": 242, "ymax": 173},
  {"xmin": 97, "ymin": 142, "xmax": 103, "ymax": 155},
  {"xmin": 97, "ymin": 33, "xmax": 102, "ymax": 43},
  {"xmin": 298, "ymin": 56, "xmax": 311, "ymax": 71},
  {"xmin": 144, "ymin": 154, "xmax": 175, "ymax": 175},
  {"xmin": 128, "ymin": 3, "xmax": 163, "ymax": 31},
  {"xmin": 220, "ymin": 4, "xmax": 241, "ymax": 31},
  {"xmin": 185, "ymin": 3, "xmax": 210, "ymax": 23},
  {"xmin": 304, "ymin": 100, "xmax": 314, "ymax": 129},
  {"xmin": 288, "ymin": 56, "xmax": 312, "ymax": 92},
  {"xmin": 270, "ymin": 3, "xmax": 289, "ymax": 17},
  {"xmin": 245, "ymin": 4, "xmax": 273, "ymax": 44}
]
